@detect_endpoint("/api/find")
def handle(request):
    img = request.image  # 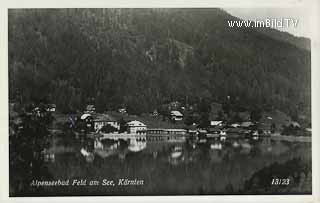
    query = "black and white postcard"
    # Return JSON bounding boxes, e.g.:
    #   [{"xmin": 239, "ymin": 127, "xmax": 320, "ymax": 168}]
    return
[{"xmin": 2, "ymin": 0, "xmax": 320, "ymax": 202}]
